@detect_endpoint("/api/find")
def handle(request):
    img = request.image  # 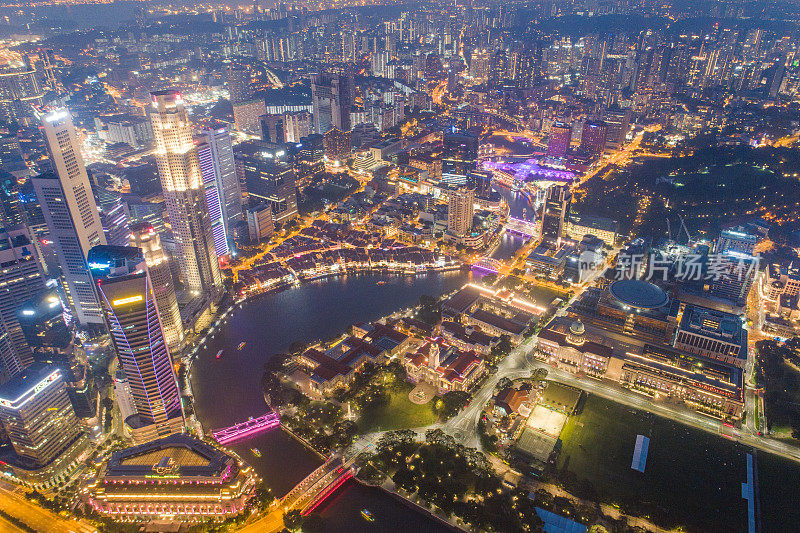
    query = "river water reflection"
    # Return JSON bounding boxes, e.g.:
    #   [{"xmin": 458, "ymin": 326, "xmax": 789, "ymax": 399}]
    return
[{"xmin": 189, "ymin": 271, "xmax": 472, "ymax": 530}]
